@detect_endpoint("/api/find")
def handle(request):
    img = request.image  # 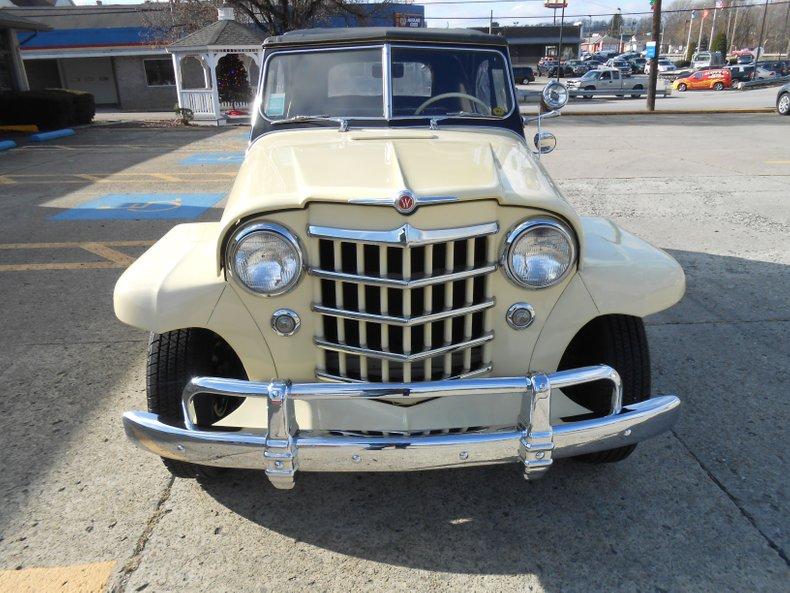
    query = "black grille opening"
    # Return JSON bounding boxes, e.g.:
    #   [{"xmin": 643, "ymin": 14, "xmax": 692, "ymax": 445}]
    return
[
  {"xmin": 364, "ymin": 244, "xmax": 380, "ymax": 275},
  {"xmin": 319, "ymin": 239, "xmax": 335, "ymax": 270},
  {"xmin": 453, "ymin": 240, "xmax": 467, "ymax": 271},
  {"xmin": 388, "ymin": 287, "xmax": 404, "ymax": 317},
  {"xmin": 387, "ymin": 247, "xmax": 403, "ymax": 279},
  {"xmin": 341, "ymin": 241, "xmax": 357, "ymax": 272}
]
